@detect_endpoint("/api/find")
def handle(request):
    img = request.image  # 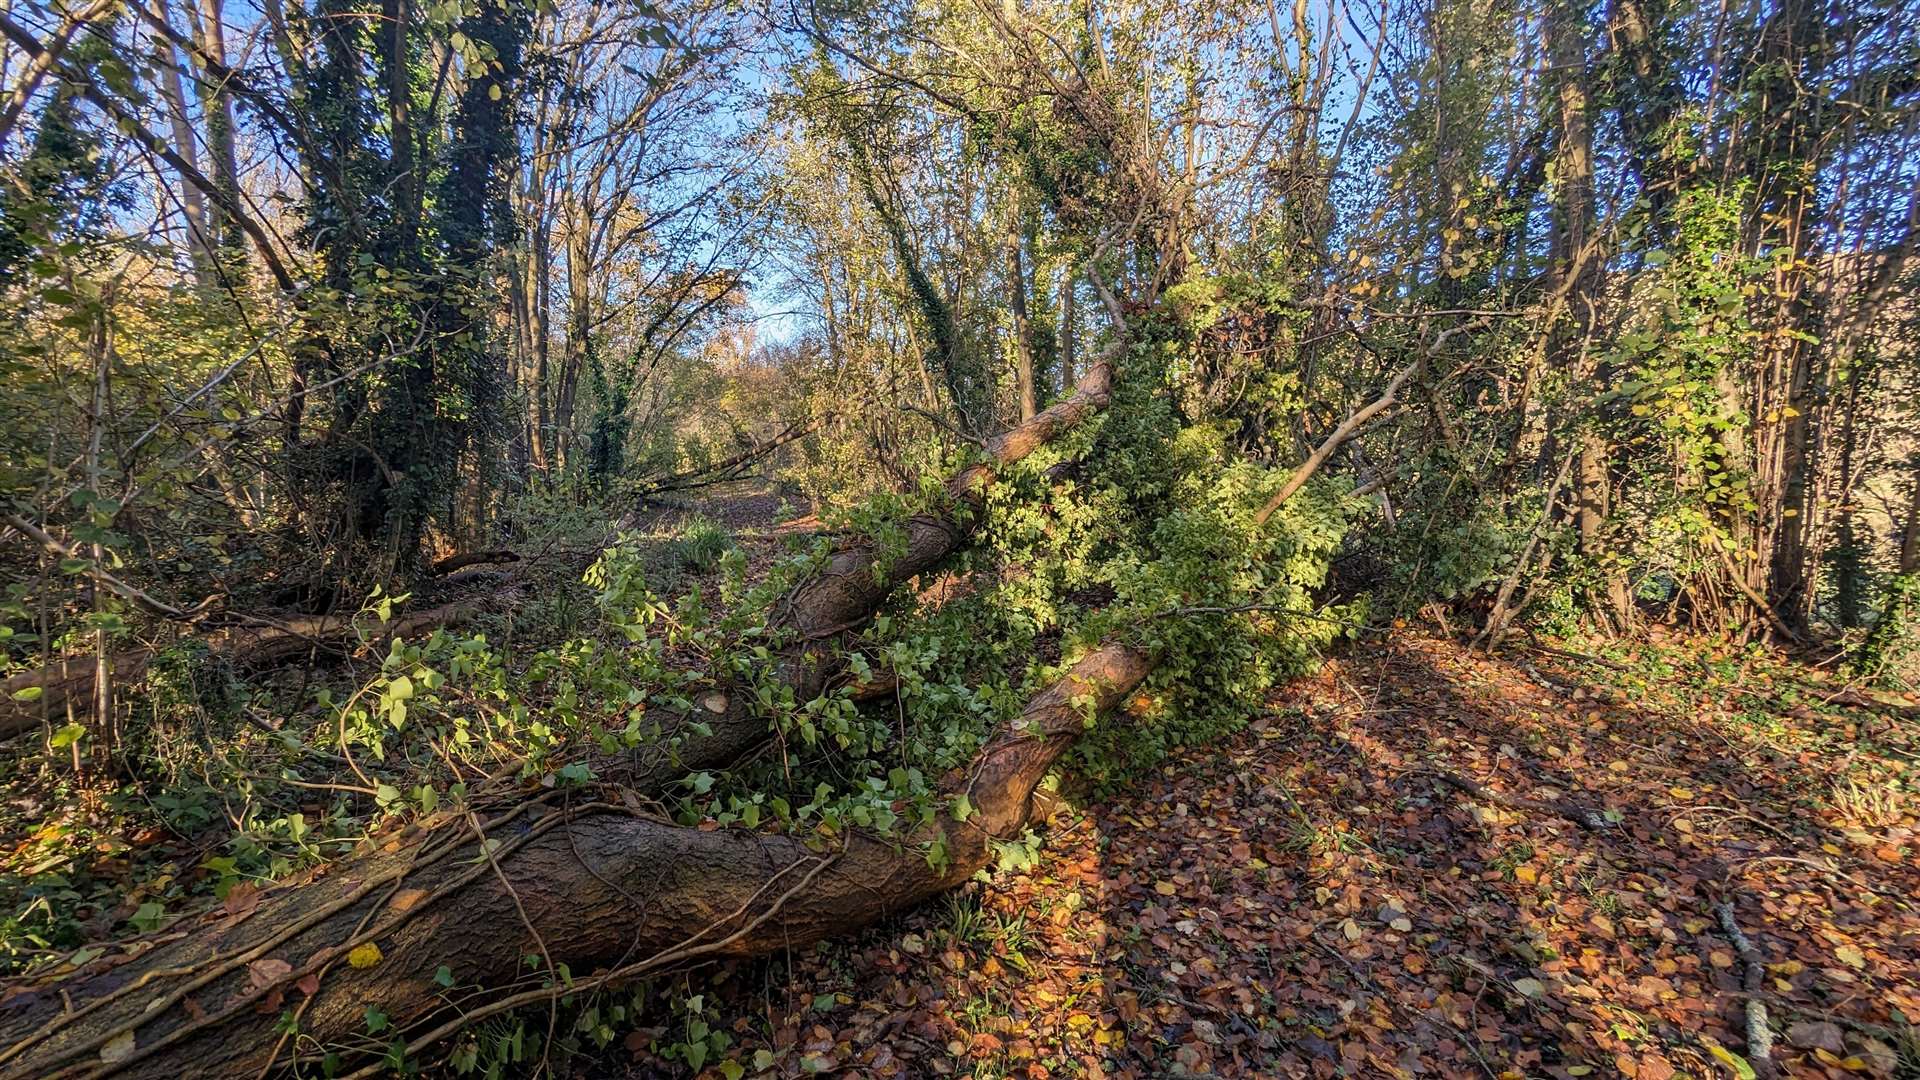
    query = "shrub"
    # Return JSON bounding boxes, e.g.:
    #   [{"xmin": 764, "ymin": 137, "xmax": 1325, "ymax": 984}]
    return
[{"xmin": 672, "ymin": 516, "xmax": 737, "ymax": 573}]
